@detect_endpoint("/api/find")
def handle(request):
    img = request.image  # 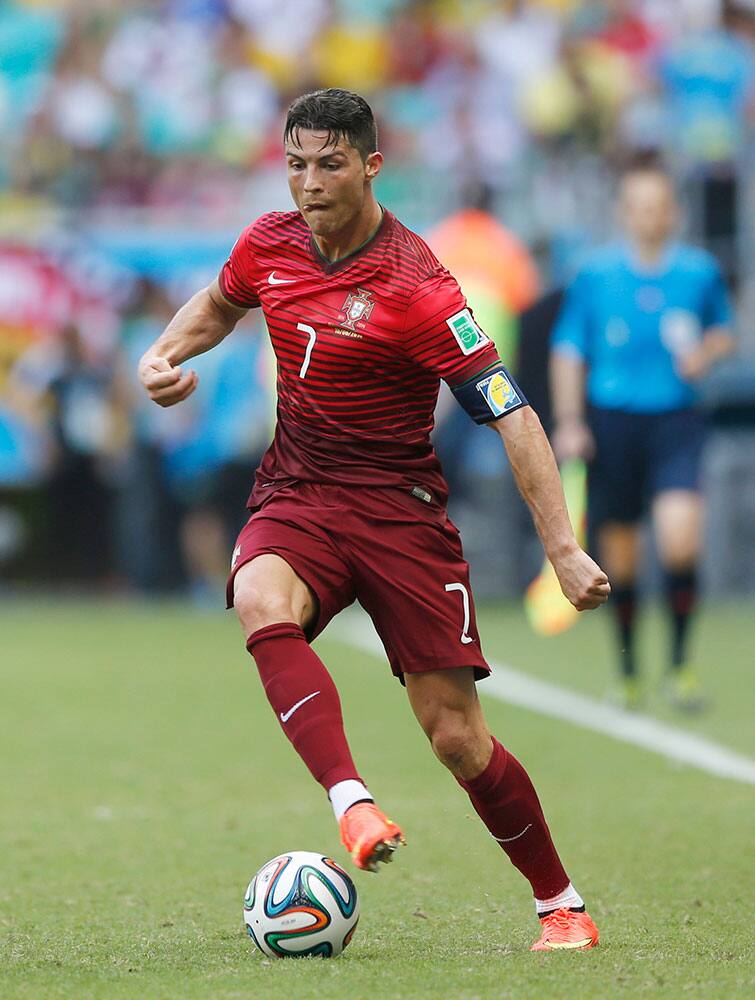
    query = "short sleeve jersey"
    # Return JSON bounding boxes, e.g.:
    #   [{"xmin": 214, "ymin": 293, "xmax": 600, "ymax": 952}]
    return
[
  {"xmin": 551, "ymin": 243, "xmax": 732, "ymax": 413},
  {"xmin": 219, "ymin": 209, "xmax": 502, "ymax": 508}
]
